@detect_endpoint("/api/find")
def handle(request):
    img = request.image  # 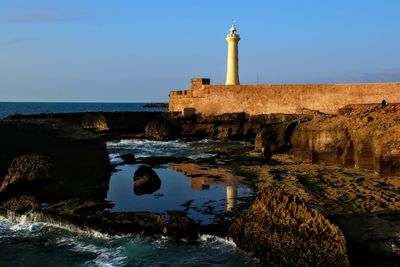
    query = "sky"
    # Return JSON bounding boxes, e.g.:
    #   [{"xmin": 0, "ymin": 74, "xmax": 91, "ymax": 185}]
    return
[{"xmin": 0, "ymin": 0, "xmax": 399, "ymax": 102}]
